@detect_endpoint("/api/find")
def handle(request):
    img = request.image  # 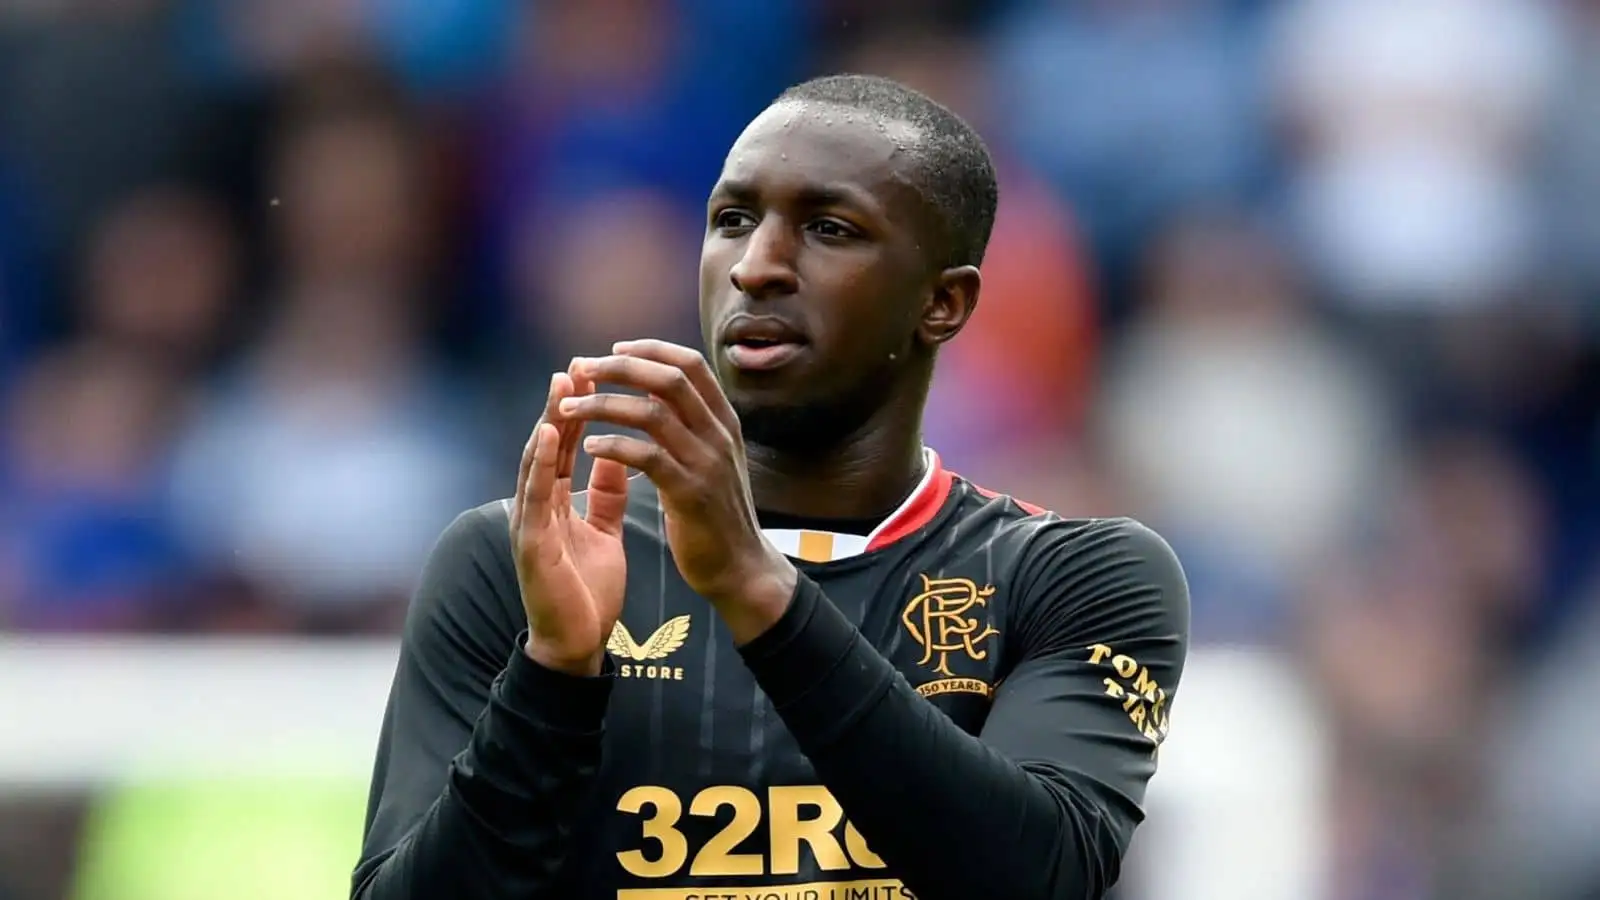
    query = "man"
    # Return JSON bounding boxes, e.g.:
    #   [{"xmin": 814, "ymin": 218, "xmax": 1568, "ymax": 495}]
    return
[{"xmin": 353, "ymin": 74, "xmax": 1189, "ymax": 900}]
